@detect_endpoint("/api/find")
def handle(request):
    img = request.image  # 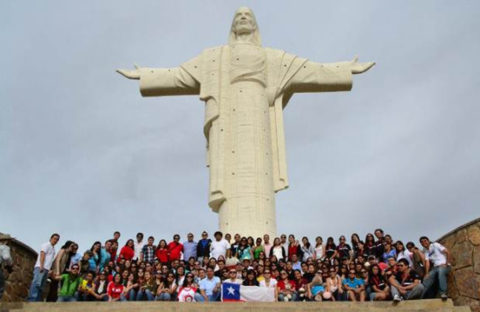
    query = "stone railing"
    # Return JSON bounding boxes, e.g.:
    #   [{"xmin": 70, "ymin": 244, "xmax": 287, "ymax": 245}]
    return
[
  {"xmin": 438, "ymin": 218, "xmax": 480, "ymax": 312},
  {"xmin": 0, "ymin": 233, "xmax": 37, "ymax": 302}
]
